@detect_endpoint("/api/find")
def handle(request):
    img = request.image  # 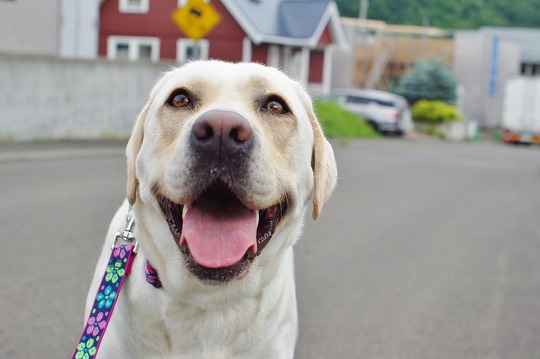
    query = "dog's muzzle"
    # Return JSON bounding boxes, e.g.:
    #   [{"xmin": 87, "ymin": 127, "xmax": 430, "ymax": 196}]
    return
[{"xmin": 156, "ymin": 110, "xmax": 287, "ymax": 283}]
